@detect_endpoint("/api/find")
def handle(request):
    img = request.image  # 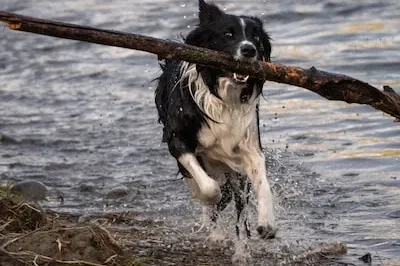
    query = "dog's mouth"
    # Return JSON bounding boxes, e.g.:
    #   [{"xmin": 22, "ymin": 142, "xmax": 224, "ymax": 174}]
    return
[
  {"xmin": 220, "ymin": 70, "xmax": 250, "ymax": 84},
  {"xmin": 233, "ymin": 73, "xmax": 249, "ymax": 84}
]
